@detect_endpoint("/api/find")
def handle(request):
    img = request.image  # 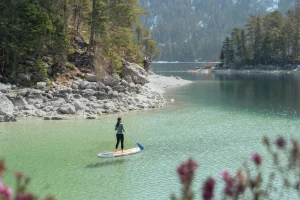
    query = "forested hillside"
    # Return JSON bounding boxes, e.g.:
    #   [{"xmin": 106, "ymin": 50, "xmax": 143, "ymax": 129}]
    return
[
  {"xmin": 139, "ymin": 0, "xmax": 293, "ymax": 61},
  {"xmin": 0, "ymin": 0, "xmax": 158, "ymax": 85},
  {"xmin": 220, "ymin": 0, "xmax": 300, "ymax": 68}
]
